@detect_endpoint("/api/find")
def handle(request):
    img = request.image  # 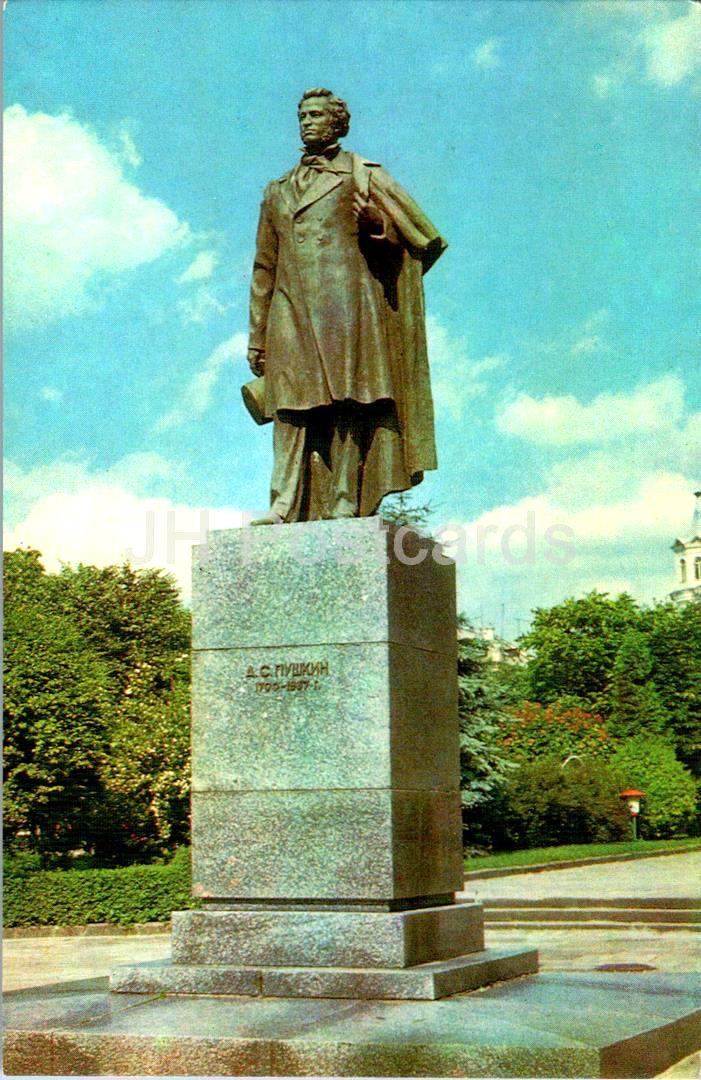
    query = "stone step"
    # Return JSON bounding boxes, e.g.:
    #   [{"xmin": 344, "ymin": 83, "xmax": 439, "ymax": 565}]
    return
[
  {"xmin": 484, "ymin": 897, "xmax": 700, "ymax": 910},
  {"xmin": 110, "ymin": 945, "xmax": 539, "ymax": 1001},
  {"xmin": 484, "ymin": 906, "xmax": 700, "ymax": 926},
  {"xmin": 487, "ymin": 919, "xmax": 700, "ymax": 931}
]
